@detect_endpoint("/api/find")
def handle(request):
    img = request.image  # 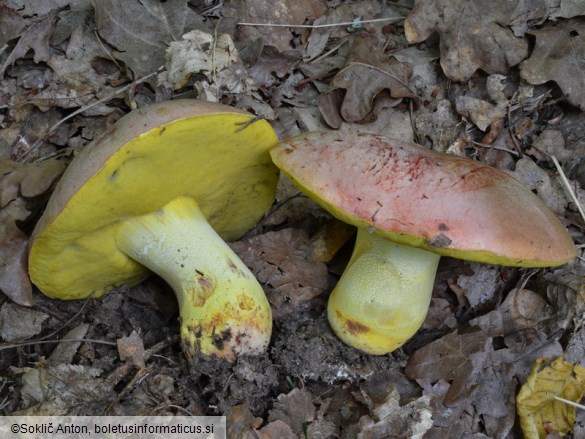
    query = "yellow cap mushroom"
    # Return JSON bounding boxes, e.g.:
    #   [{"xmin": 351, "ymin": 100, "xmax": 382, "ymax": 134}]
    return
[
  {"xmin": 29, "ymin": 100, "xmax": 279, "ymax": 361},
  {"xmin": 271, "ymin": 131, "xmax": 576, "ymax": 355}
]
